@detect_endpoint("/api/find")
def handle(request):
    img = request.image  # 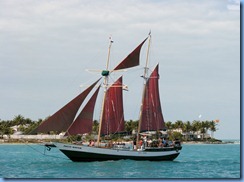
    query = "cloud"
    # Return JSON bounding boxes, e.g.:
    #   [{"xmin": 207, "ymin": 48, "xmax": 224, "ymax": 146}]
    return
[
  {"xmin": 227, "ymin": 0, "xmax": 240, "ymax": 10},
  {"xmin": 0, "ymin": 0, "xmax": 239, "ymax": 36}
]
